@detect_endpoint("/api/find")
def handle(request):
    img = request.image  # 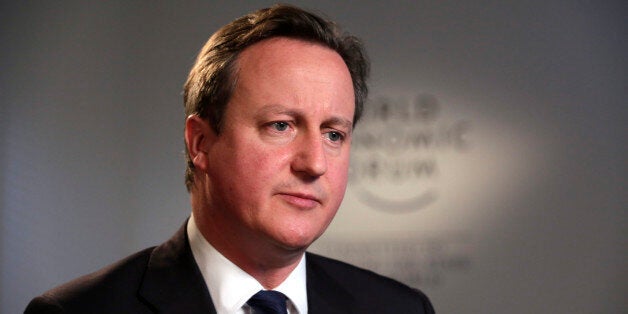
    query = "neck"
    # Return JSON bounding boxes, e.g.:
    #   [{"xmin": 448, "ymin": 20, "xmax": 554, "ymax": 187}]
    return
[{"xmin": 191, "ymin": 198, "xmax": 305, "ymax": 289}]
